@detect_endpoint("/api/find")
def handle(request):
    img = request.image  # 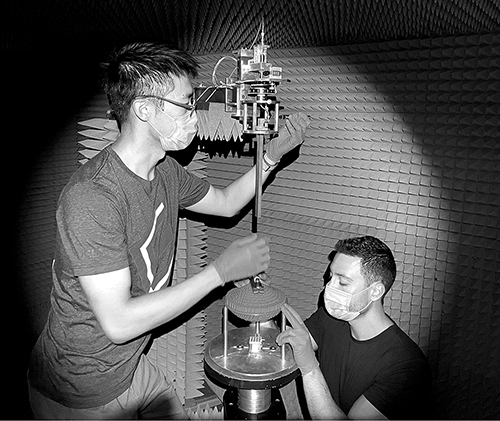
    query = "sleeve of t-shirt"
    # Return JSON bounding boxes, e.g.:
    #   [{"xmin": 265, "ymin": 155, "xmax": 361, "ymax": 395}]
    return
[
  {"xmin": 305, "ymin": 307, "xmax": 324, "ymax": 345},
  {"xmin": 56, "ymin": 181, "xmax": 129, "ymax": 277},
  {"xmin": 362, "ymin": 349, "xmax": 431, "ymax": 419},
  {"xmin": 169, "ymin": 157, "xmax": 210, "ymax": 208}
]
